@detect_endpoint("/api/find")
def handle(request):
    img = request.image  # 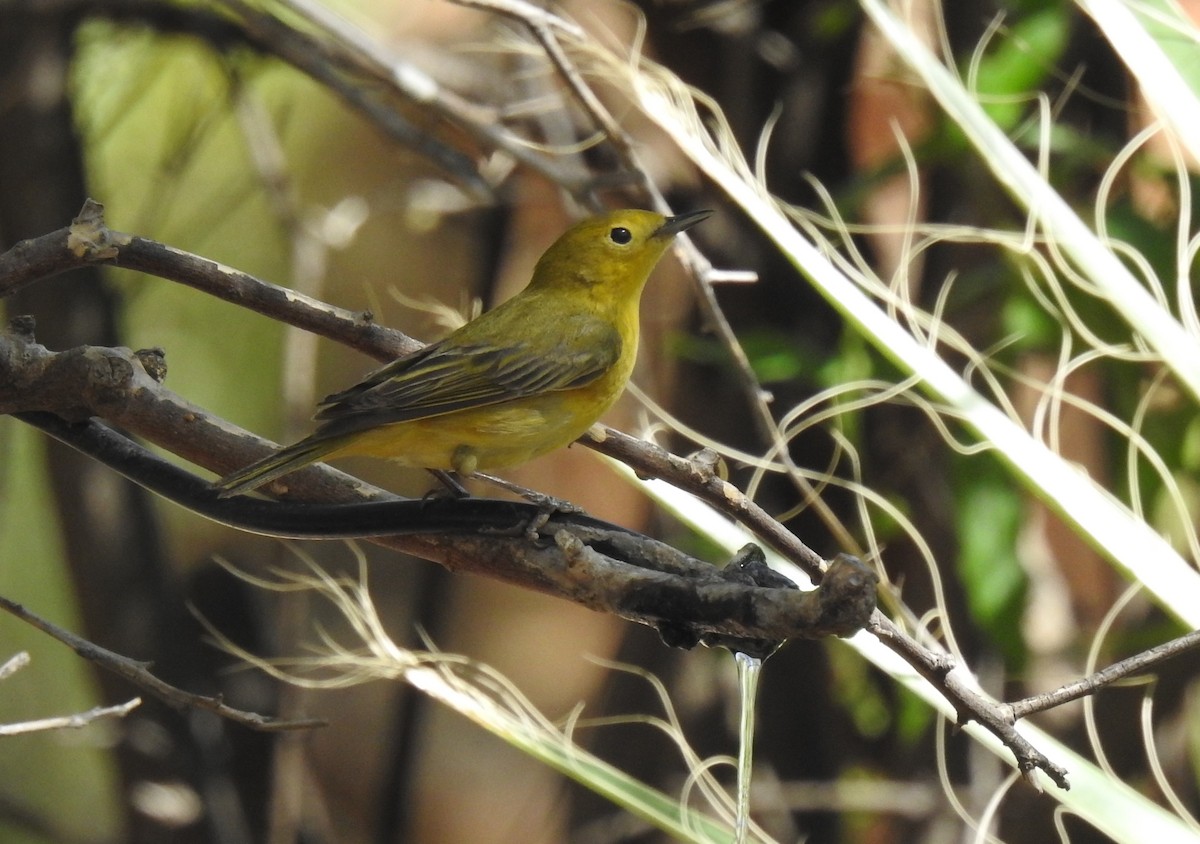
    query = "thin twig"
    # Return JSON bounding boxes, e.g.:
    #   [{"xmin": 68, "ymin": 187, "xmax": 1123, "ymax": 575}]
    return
[
  {"xmin": 1007, "ymin": 629, "xmax": 1200, "ymax": 721},
  {"xmin": 866, "ymin": 613, "xmax": 1069, "ymax": 791},
  {"xmin": 0, "ymin": 652, "xmax": 30, "ymax": 681},
  {"xmin": 0, "ymin": 698, "xmax": 142, "ymax": 737},
  {"xmin": 0, "ymin": 594, "xmax": 325, "ymax": 732},
  {"xmin": 587, "ymin": 424, "xmax": 1072, "ymax": 790},
  {"xmin": 454, "ymin": 0, "xmax": 629, "ymax": 156},
  {"xmin": 0, "ymin": 200, "xmax": 419, "ymax": 359},
  {"xmin": 216, "ymin": 0, "xmax": 485, "ymax": 197}
]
